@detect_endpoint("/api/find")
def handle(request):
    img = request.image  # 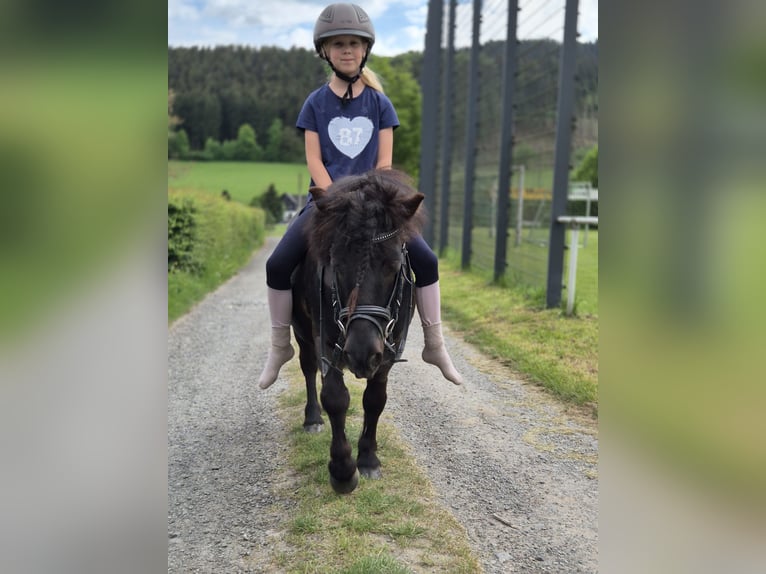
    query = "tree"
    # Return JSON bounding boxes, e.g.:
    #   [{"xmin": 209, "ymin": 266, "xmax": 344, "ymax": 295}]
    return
[
  {"xmin": 261, "ymin": 117, "xmax": 305, "ymax": 163},
  {"xmin": 168, "ymin": 89, "xmax": 184, "ymax": 158},
  {"xmin": 570, "ymin": 145, "xmax": 598, "ymax": 218},
  {"xmin": 204, "ymin": 137, "xmax": 223, "ymax": 160},
  {"xmin": 221, "ymin": 139, "xmax": 238, "ymax": 161},
  {"xmin": 235, "ymin": 124, "xmax": 262, "ymax": 161},
  {"xmin": 572, "ymin": 145, "xmax": 598, "ymax": 188},
  {"xmin": 280, "ymin": 123, "xmax": 305, "ymax": 163},
  {"xmin": 264, "ymin": 118, "xmax": 284, "ymax": 162},
  {"xmin": 368, "ymin": 56, "xmax": 422, "ymax": 178},
  {"xmin": 168, "ymin": 45, "xmax": 328, "ymax": 152},
  {"xmin": 169, "ymin": 129, "xmax": 190, "ymax": 159},
  {"xmin": 173, "ymin": 91, "xmax": 222, "ymax": 149},
  {"xmin": 168, "ymin": 89, "xmax": 182, "ymax": 134},
  {"xmin": 253, "ymin": 184, "xmax": 283, "ymax": 224}
]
